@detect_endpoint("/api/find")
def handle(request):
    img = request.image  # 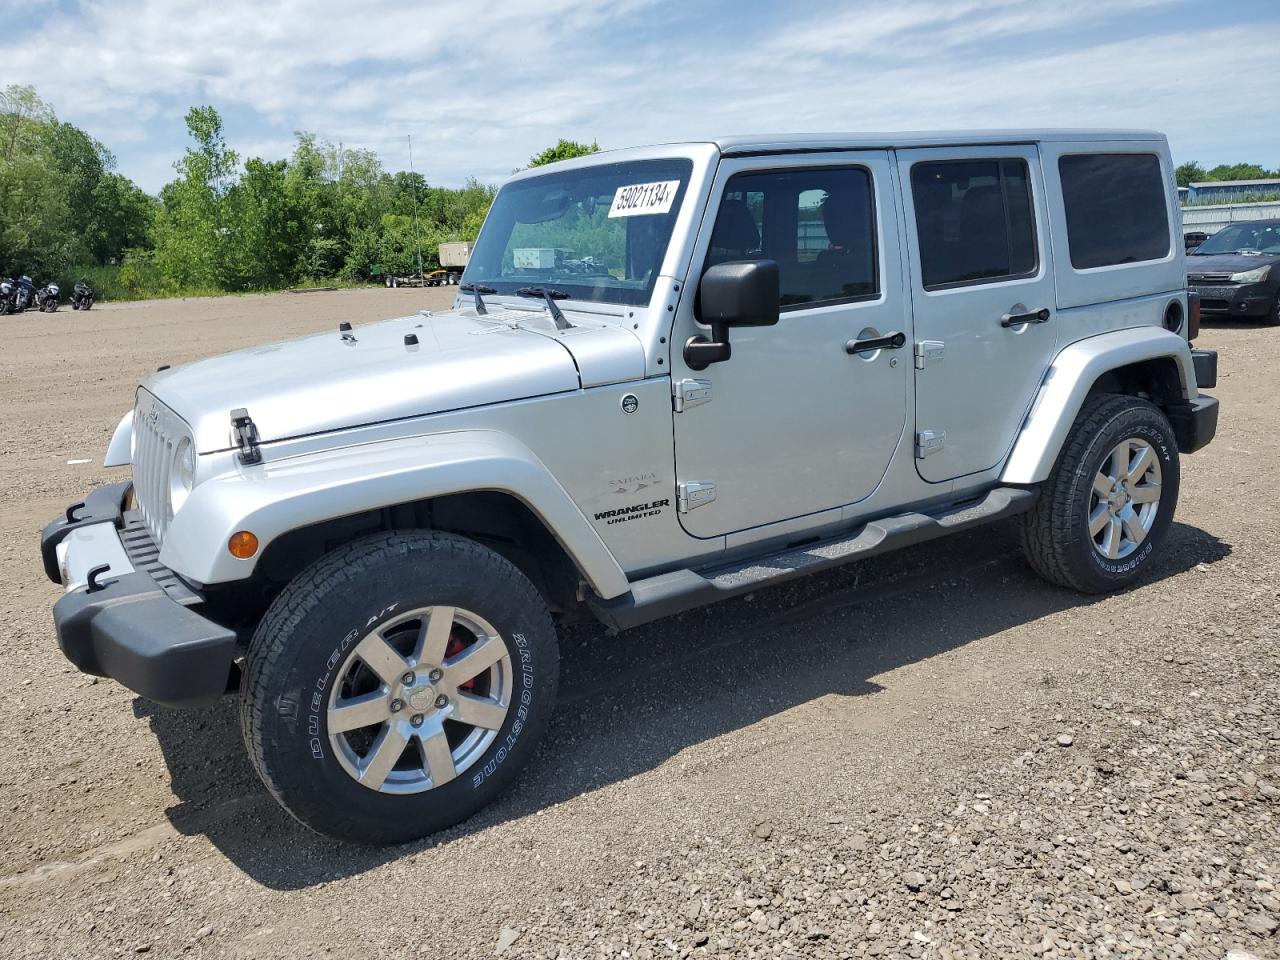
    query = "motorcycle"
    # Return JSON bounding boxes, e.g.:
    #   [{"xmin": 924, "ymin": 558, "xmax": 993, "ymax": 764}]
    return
[
  {"xmin": 8, "ymin": 275, "xmax": 35, "ymax": 312},
  {"xmin": 70, "ymin": 280, "xmax": 94, "ymax": 311},
  {"xmin": 36, "ymin": 282, "xmax": 60, "ymax": 312},
  {"xmin": 0, "ymin": 279, "xmax": 11, "ymax": 315}
]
